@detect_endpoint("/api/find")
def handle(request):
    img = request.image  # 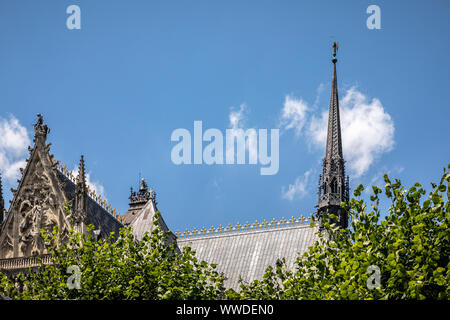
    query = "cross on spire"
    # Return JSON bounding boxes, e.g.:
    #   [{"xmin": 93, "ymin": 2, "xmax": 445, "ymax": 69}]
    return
[{"xmin": 332, "ymin": 41, "xmax": 338, "ymax": 60}]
